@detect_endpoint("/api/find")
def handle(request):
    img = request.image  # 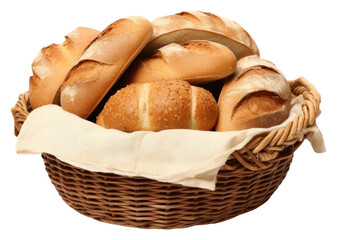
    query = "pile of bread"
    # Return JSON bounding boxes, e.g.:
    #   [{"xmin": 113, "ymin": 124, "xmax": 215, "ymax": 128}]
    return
[{"xmin": 29, "ymin": 11, "xmax": 291, "ymax": 132}]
